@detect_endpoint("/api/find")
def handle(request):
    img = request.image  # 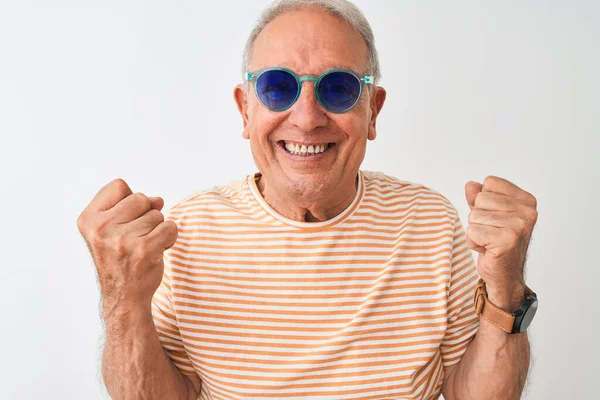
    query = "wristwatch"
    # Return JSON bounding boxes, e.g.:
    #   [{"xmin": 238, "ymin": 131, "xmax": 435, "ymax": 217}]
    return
[{"xmin": 473, "ymin": 278, "xmax": 538, "ymax": 334}]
